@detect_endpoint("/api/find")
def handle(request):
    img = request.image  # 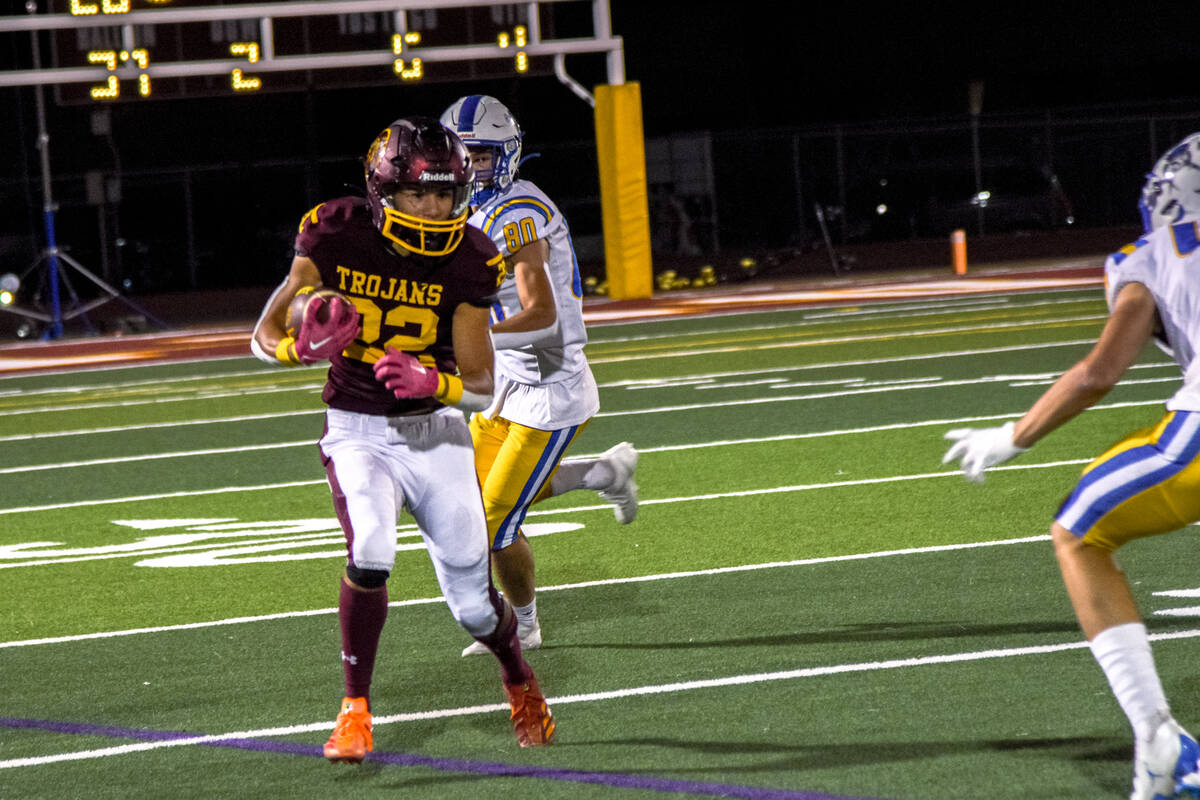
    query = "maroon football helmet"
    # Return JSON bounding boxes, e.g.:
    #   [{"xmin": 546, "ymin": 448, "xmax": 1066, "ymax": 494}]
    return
[{"xmin": 363, "ymin": 116, "xmax": 474, "ymax": 256}]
